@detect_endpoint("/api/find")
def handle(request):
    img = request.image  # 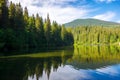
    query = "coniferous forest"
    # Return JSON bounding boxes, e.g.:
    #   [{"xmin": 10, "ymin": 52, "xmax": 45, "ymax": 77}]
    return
[
  {"xmin": 0, "ymin": 0, "xmax": 73, "ymax": 53},
  {"xmin": 73, "ymin": 26, "xmax": 120, "ymax": 45},
  {"xmin": 0, "ymin": 0, "xmax": 120, "ymax": 54}
]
